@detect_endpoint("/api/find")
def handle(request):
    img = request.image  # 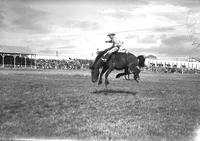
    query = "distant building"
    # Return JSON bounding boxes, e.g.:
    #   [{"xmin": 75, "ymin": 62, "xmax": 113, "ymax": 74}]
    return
[
  {"xmin": 189, "ymin": 57, "xmax": 200, "ymax": 62},
  {"xmin": 146, "ymin": 56, "xmax": 200, "ymax": 69},
  {"xmin": 0, "ymin": 45, "xmax": 36, "ymax": 68}
]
